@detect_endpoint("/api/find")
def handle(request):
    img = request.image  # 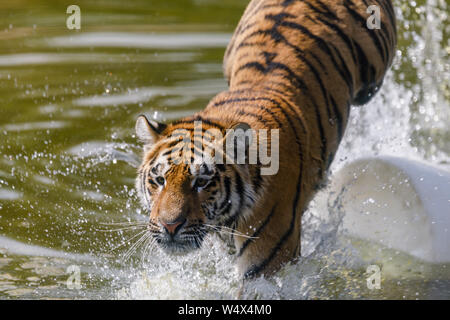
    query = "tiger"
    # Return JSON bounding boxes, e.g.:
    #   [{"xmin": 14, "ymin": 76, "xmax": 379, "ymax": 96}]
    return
[{"xmin": 135, "ymin": 0, "xmax": 396, "ymax": 279}]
